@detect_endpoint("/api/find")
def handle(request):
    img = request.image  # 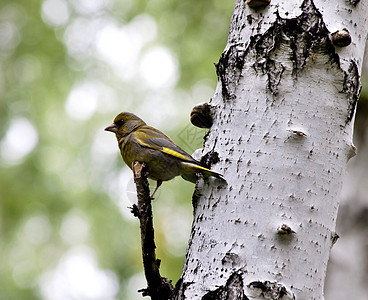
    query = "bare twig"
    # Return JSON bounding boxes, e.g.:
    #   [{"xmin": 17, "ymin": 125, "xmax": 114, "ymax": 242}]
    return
[{"xmin": 132, "ymin": 161, "xmax": 174, "ymax": 300}]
